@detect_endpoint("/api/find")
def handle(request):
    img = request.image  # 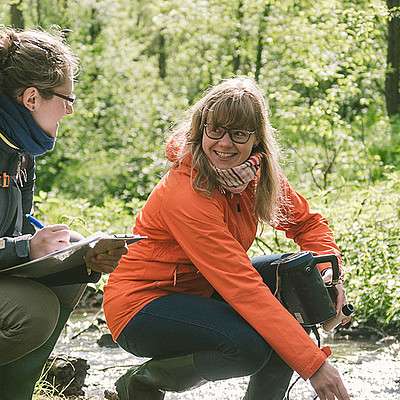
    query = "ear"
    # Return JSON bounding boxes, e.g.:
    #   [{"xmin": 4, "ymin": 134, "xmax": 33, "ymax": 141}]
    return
[{"xmin": 21, "ymin": 87, "xmax": 40, "ymax": 112}]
